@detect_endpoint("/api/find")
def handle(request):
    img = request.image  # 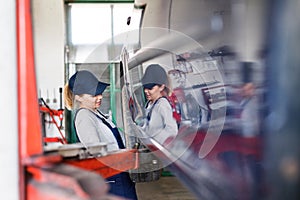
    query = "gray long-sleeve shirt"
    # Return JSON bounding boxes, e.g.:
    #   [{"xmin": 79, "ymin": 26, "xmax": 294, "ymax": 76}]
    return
[
  {"xmin": 143, "ymin": 97, "xmax": 178, "ymax": 144},
  {"xmin": 74, "ymin": 108, "xmax": 121, "ymax": 152}
]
